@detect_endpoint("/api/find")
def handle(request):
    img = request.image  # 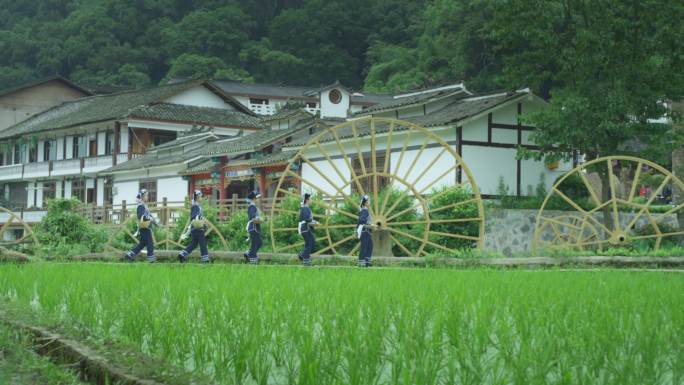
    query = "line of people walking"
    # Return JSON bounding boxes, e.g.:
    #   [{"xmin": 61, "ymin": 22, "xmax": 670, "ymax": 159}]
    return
[{"xmin": 124, "ymin": 189, "xmax": 374, "ymax": 267}]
